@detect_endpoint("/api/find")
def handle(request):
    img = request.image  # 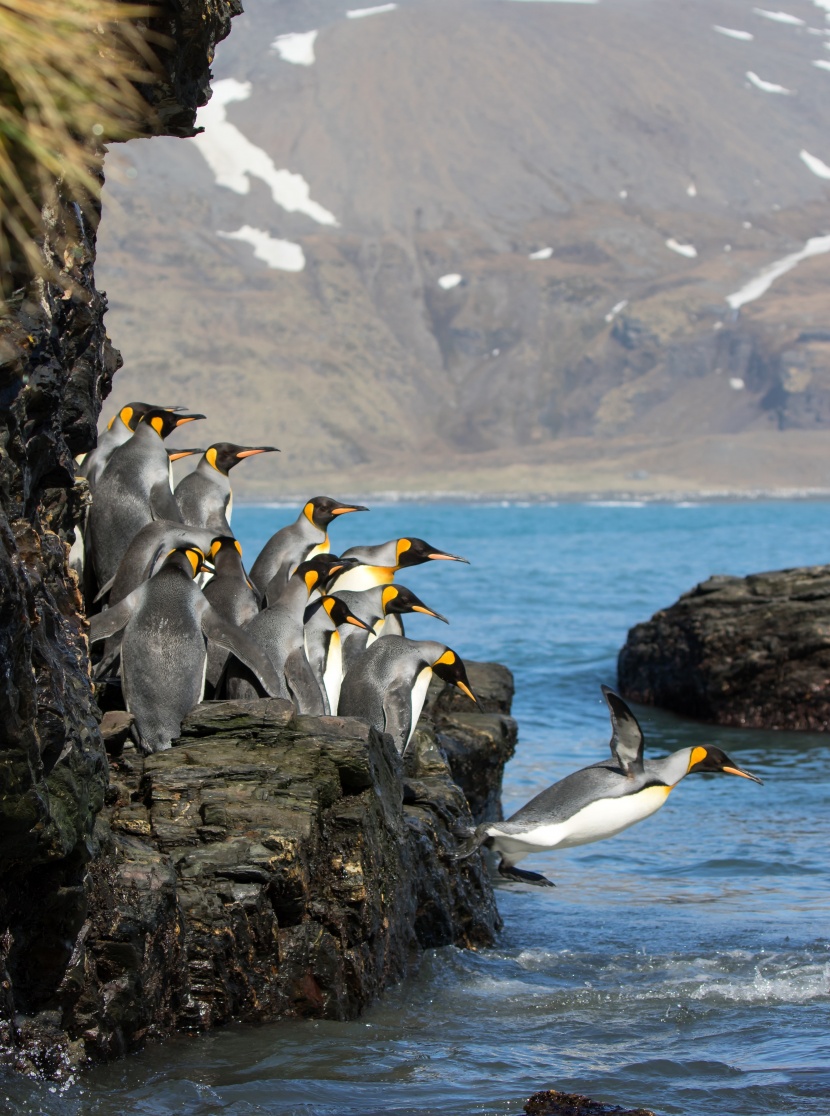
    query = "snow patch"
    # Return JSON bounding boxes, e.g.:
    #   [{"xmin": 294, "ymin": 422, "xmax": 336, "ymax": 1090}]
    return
[
  {"xmin": 713, "ymin": 25, "xmax": 754, "ymax": 39},
  {"xmin": 666, "ymin": 238, "xmax": 698, "ymax": 259},
  {"xmin": 753, "ymin": 8, "xmax": 806, "ymax": 24},
  {"xmin": 271, "ymin": 30, "xmax": 318, "ymax": 66},
  {"xmin": 438, "ymin": 274, "xmax": 463, "ymax": 290},
  {"xmin": 347, "ymin": 3, "xmax": 397, "ymax": 17},
  {"xmin": 729, "ymin": 378, "xmax": 746, "ymax": 390},
  {"xmin": 619, "ymin": 189, "xmax": 628, "ymax": 198},
  {"xmin": 529, "ymin": 247, "xmax": 554, "ymax": 260},
  {"xmin": 813, "ymin": 58, "xmax": 830, "ymax": 69},
  {"xmin": 725, "ymin": 234, "xmax": 830, "ymax": 309},
  {"xmin": 217, "ymin": 226, "xmax": 305, "ymax": 271},
  {"xmin": 800, "ymin": 149, "xmax": 830, "ymax": 178},
  {"xmin": 687, "ymin": 182, "xmax": 698, "ymax": 197},
  {"xmin": 746, "ymin": 71, "xmax": 794, "ymax": 93},
  {"xmin": 191, "ymin": 80, "xmax": 338, "ymax": 226},
  {"xmin": 605, "ymin": 299, "xmax": 628, "ymax": 323}
]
